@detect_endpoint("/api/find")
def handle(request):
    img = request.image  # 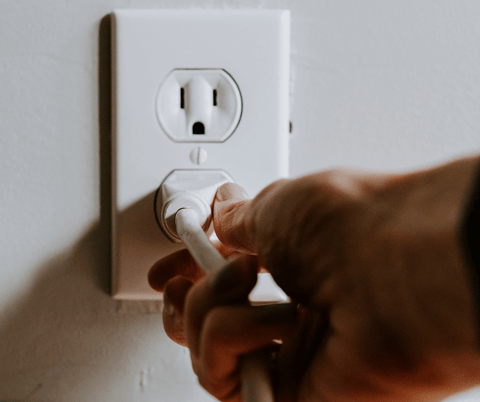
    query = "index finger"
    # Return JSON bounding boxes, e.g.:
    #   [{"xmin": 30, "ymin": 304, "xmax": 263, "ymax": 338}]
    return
[
  {"xmin": 213, "ymin": 180, "xmax": 288, "ymax": 254},
  {"xmin": 213, "ymin": 183, "xmax": 255, "ymax": 254}
]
